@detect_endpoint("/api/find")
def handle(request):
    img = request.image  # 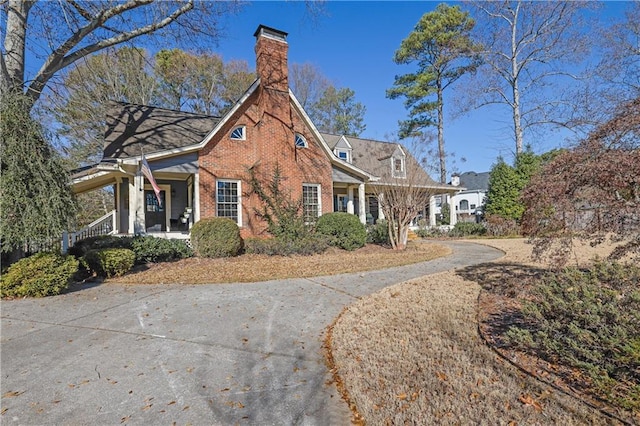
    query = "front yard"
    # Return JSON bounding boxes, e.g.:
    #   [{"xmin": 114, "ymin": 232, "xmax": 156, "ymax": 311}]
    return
[{"xmin": 328, "ymin": 238, "xmax": 638, "ymax": 425}]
